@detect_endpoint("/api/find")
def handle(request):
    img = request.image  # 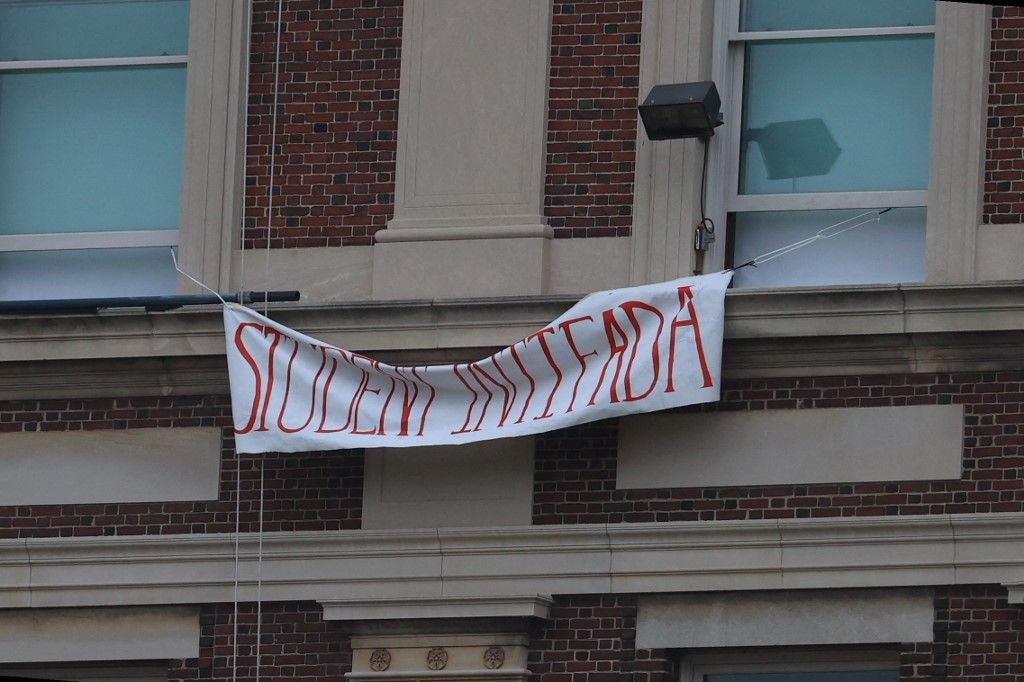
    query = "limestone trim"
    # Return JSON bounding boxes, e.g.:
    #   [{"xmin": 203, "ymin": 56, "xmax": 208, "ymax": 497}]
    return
[
  {"xmin": 321, "ymin": 596, "xmax": 553, "ymax": 622},
  {"xmin": 0, "ymin": 606, "xmax": 199, "ymax": 663},
  {"xmin": 630, "ymin": 0, "xmax": 714, "ymax": 284},
  {"xmin": 636, "ymin": 588, "xmax": 934, "ymax": 649},
  {"xmin": 177, "ymin": 0, "xmax": 248, "ymax": 292},
  {"xmin": 925, "ymin": 2, "xmax": 992, "ymax": 282},
  {"xmin": 1, "ymin": 513, "xmax": 1024, "ymax": 610},
  {"xmin": 384, "ymin": 0, "xmax": 550, "ymax": 239},
  {"xmin": 2, "ymin": 283, "xmax": 1024, "ymax": 397},
  {"xmin": 1, "ymin": 282, "xmax": 1023, "ymax": 364},
  {"xmin": 1006, "ymin": 583, "xmax": 1024, "ymax": 604},
  {"xmin": 348, "ymin": 633, "xmax": 530, "ymax": 682}
]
